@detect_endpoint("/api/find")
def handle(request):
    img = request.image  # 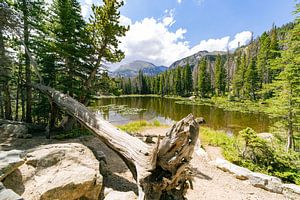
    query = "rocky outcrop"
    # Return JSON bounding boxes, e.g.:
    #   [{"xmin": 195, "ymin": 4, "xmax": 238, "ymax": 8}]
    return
[
  {"xmin": 104, "ymin": 189, "xmax": 137, "ymax": 200},
  {"xmin": 213, "ymin": 158, "xmax": 300, "ymax": 198},
  {"xmin": 0, "ymin": 183, "xmax": 23, "ymax": 200},
  {"xmin": 214, "ymin": 158, "xmax": 251, "ymax": 180},
  {"xmin": 3, "ymin": 143, "xmax": 102, "ymax": 200},
  {"xmin": 249, "ymin": 172, "xmax": 283, "ymax": 193},
  {"xmin": 0, "ymin": 150, "xmax": 25, "ymax": 181},
  {"xmin": 0, "ymin": 124, "xmax": 31, "ymax": 139},
  {"xmin": 282, "ymin": 184, "xmax": 300, "ymax": 200}
]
